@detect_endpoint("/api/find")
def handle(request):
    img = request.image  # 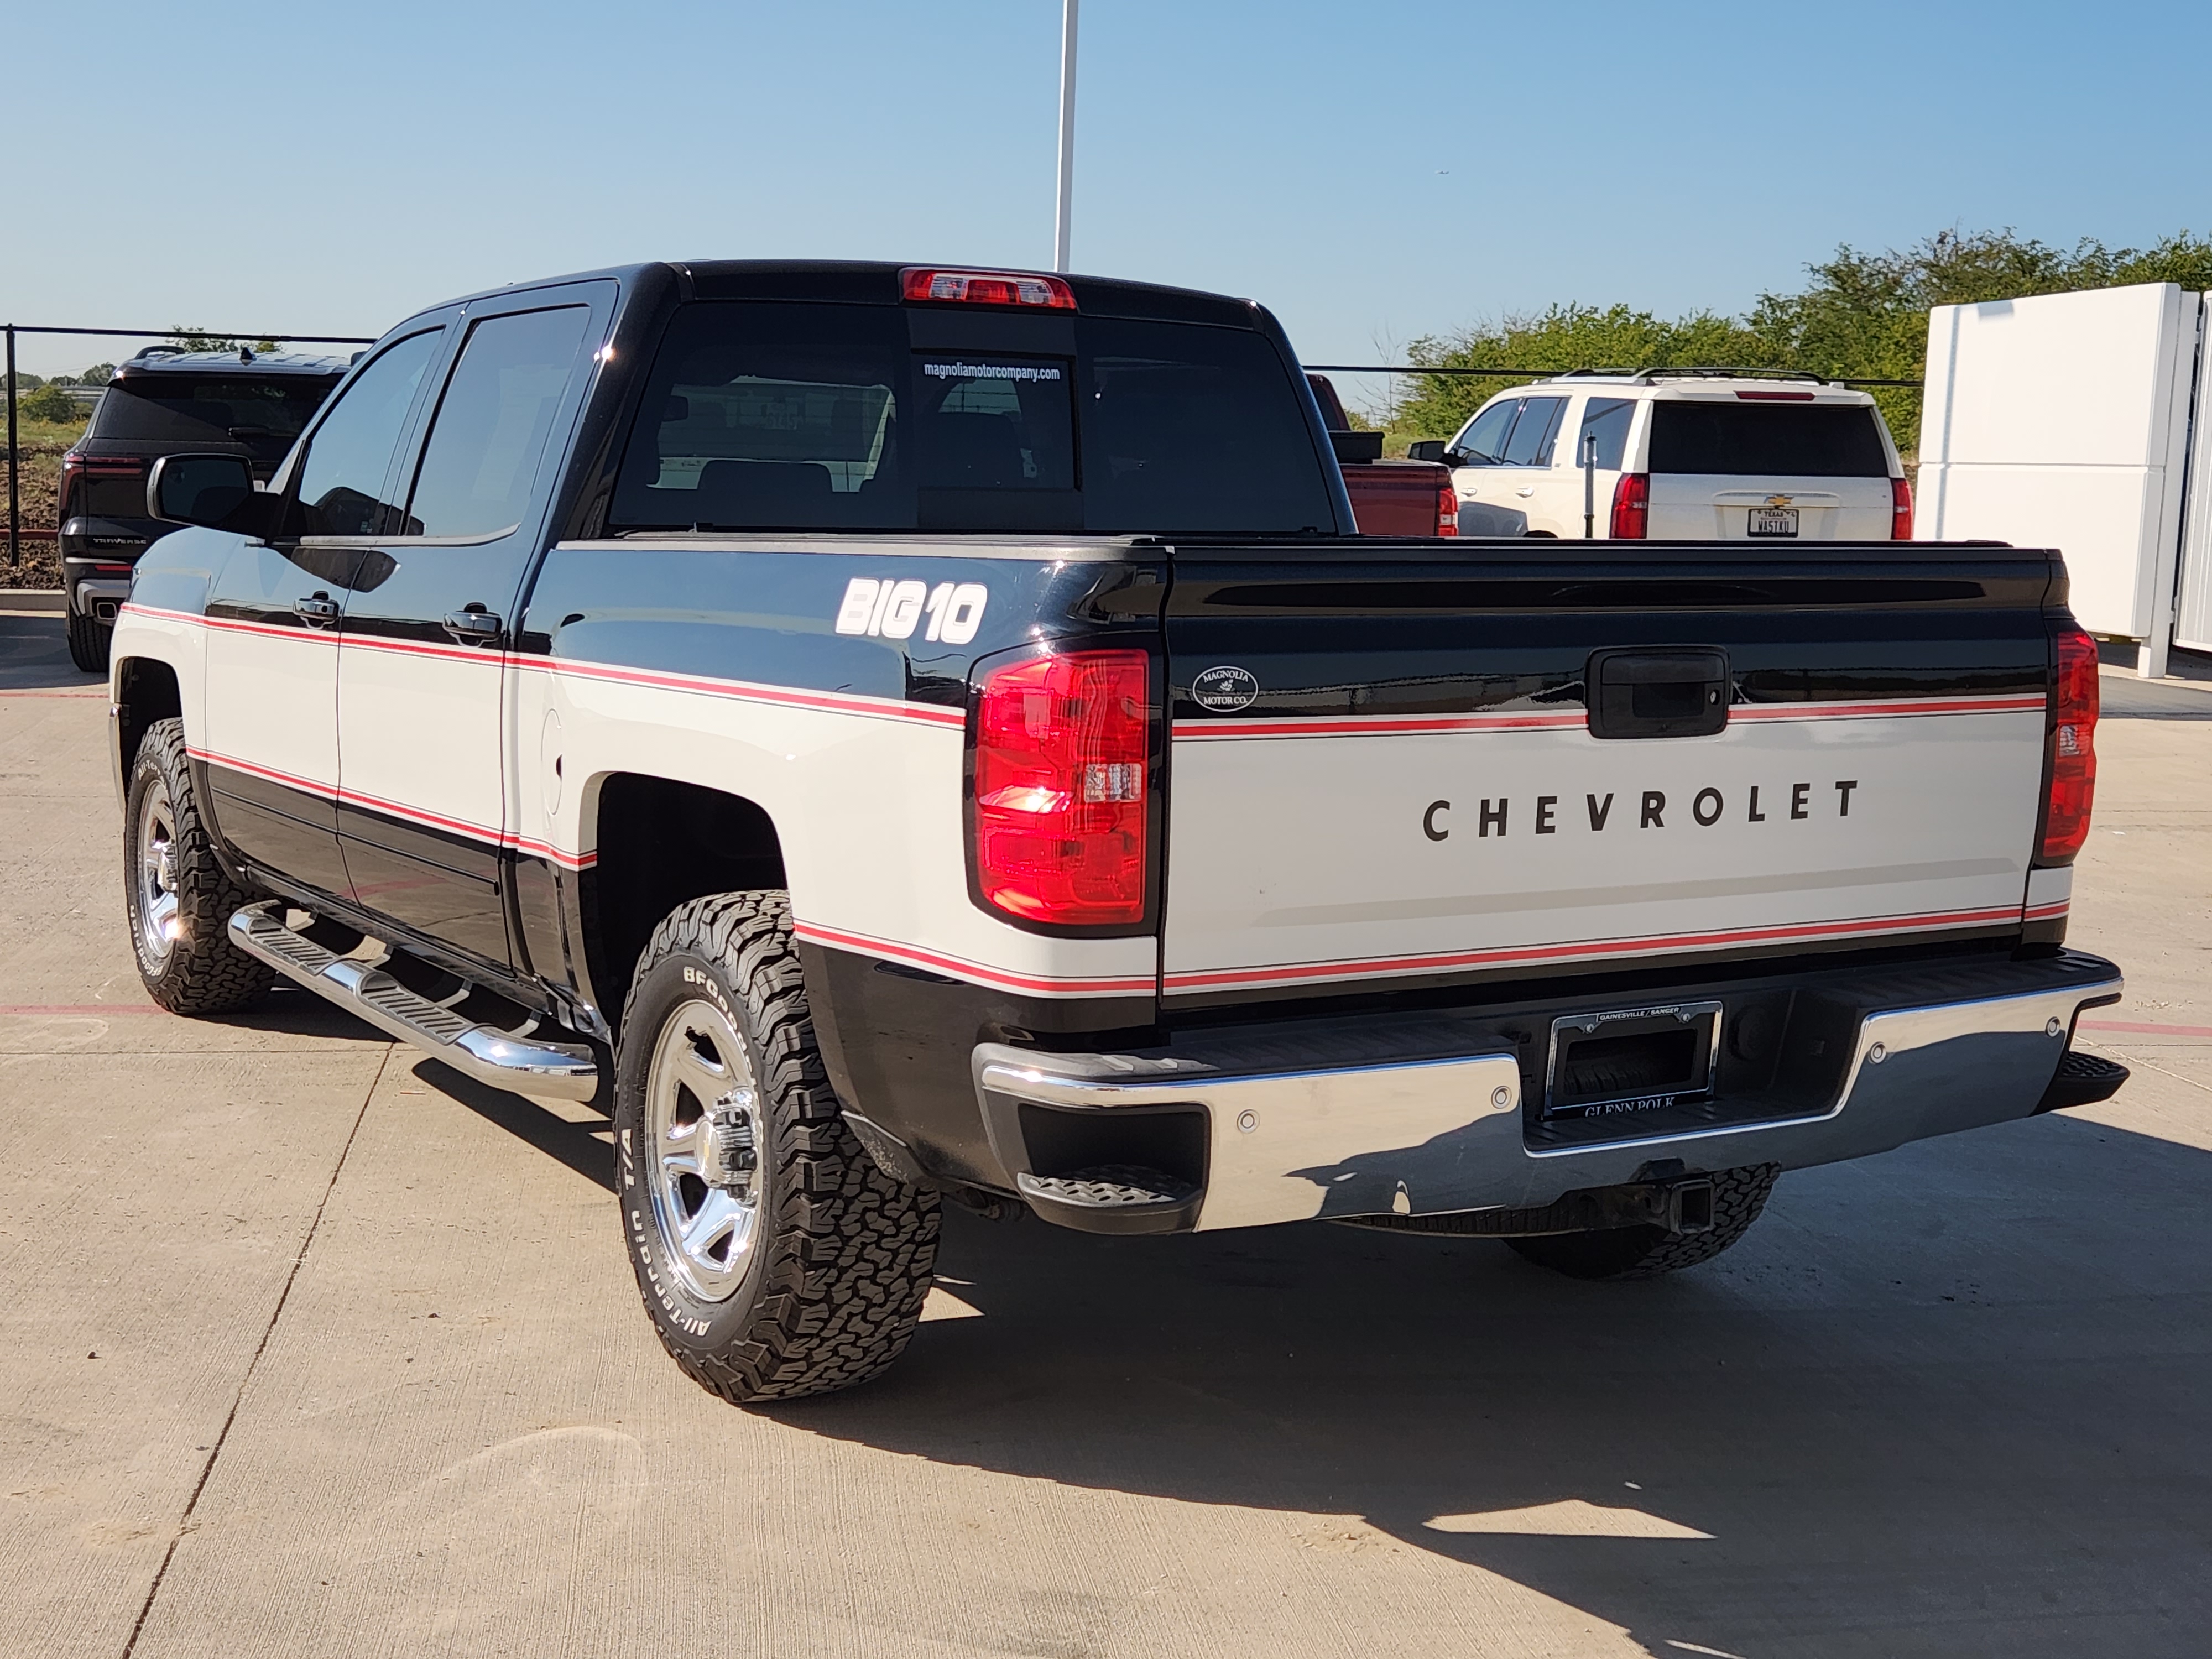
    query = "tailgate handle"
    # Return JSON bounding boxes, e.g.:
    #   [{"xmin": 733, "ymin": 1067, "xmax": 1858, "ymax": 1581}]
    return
[{"xmin": 1587, "ymin": 648, "xmax": 1730, "ymax": 740}]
